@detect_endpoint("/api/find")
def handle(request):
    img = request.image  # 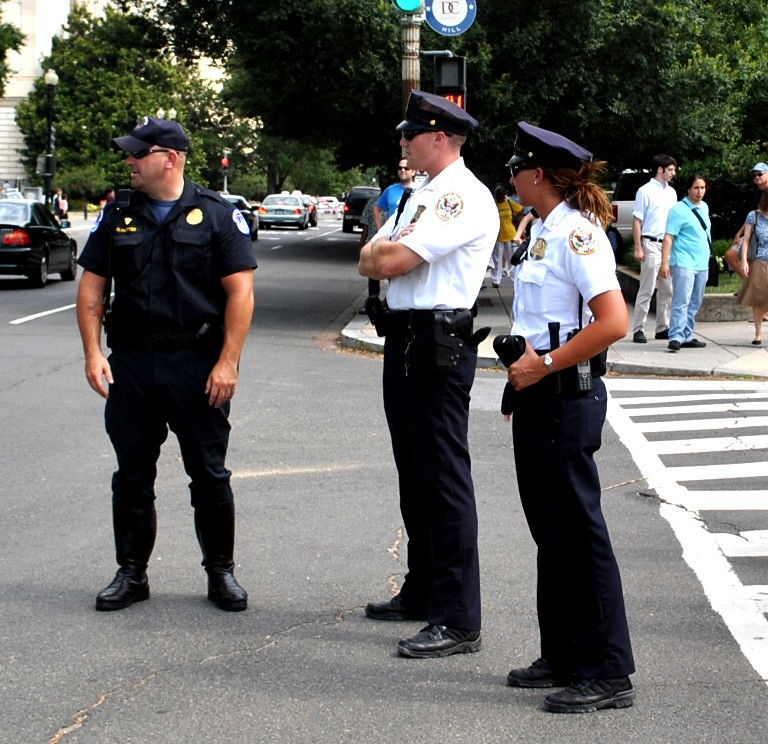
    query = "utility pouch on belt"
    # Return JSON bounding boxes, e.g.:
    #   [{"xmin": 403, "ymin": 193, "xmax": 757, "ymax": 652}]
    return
[
  {"xmin": 364, "ymin": 296, "xmax": 388, "ymax": 337},
  {"xmin": 432, "ymin": 309, "xmax": 472, "ymax": 371},
  {"xmin": 493, "ymin": 334, "xmax": 527, "ymax": 415}
]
